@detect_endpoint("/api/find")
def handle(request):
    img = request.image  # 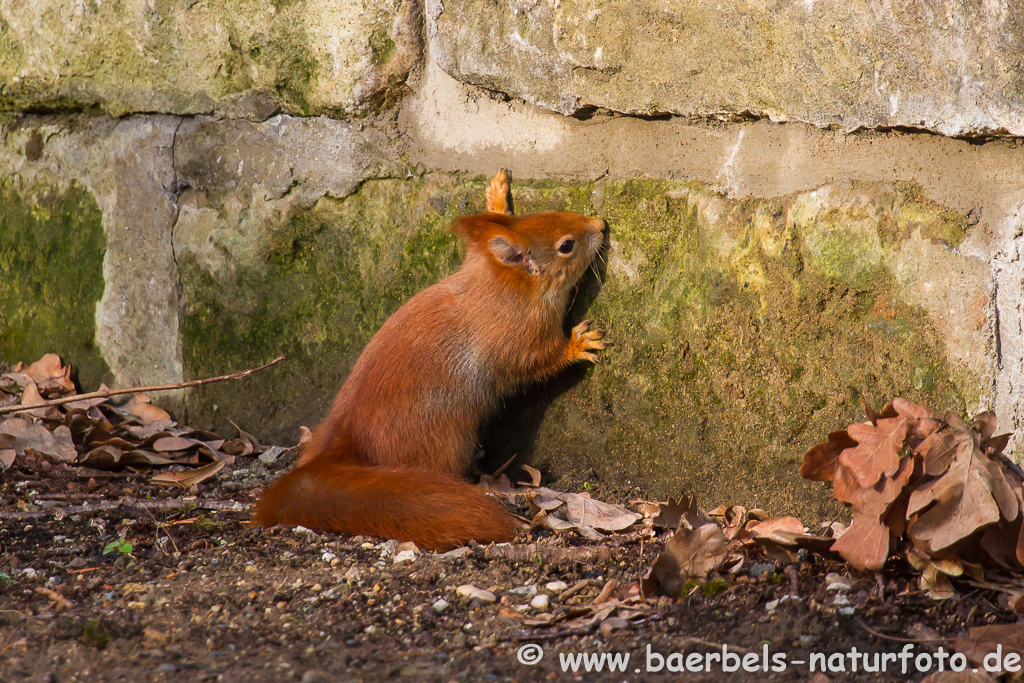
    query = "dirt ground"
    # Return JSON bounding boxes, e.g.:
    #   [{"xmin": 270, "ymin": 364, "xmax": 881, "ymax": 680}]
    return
[{"xmin": 0, "ymin": 449, "xmax": 1015, "ymax": 683}]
